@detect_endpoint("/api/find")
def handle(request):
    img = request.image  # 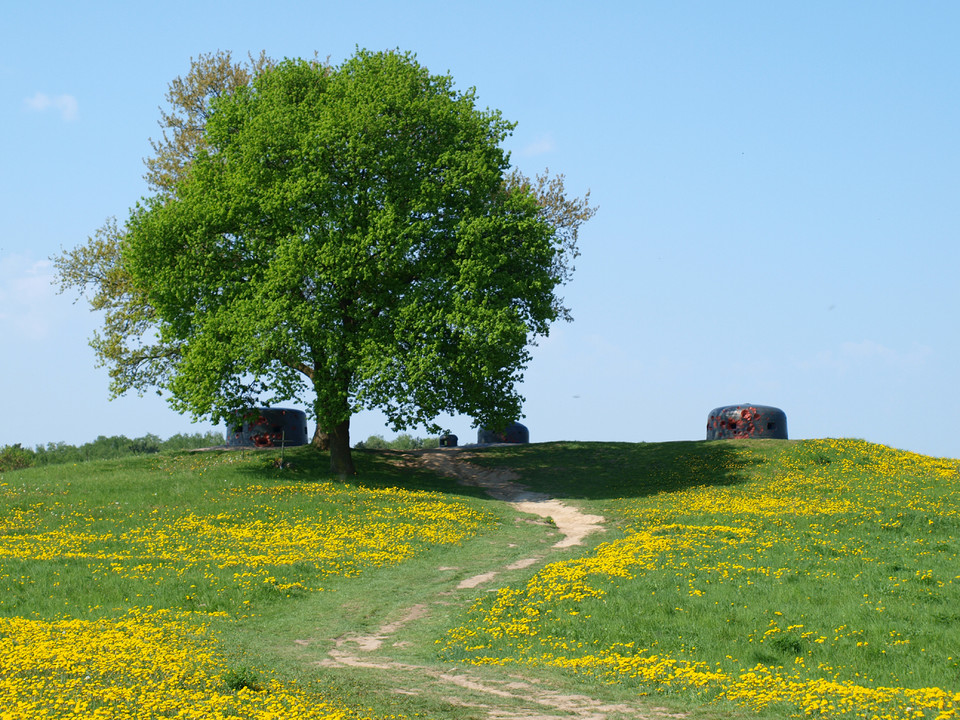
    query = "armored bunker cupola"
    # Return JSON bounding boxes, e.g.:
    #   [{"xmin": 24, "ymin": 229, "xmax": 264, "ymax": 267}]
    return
[
  {"xmin": 706, "ymin": 404, "xmax": 787, "ymax": 440},
  {"xmin": 228, "ymin": 408, "xmax": 309, "ymax": 447},
  {"xmin": 478, "ymin": 422, "xmax": 529, "ymax": 444}
]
